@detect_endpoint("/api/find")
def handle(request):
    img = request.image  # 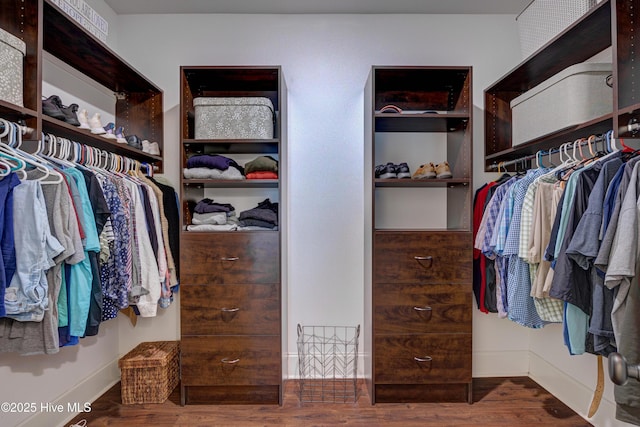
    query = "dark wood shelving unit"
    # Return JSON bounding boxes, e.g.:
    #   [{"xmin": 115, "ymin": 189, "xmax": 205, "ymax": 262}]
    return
[
  {"xmin": 179, "ymin": 66, "xmax": 285, "ymax": 406},
  {"xmin": 485, "ymin": 0, "xmax": 640, "ymax": 170},
  {"xmin": 365, "ymin": 66, "xmax": 473, "ymax": 405},
  {"xmin": 0, "ymin": 0, "xmax": 164, "ymax": 172}
]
